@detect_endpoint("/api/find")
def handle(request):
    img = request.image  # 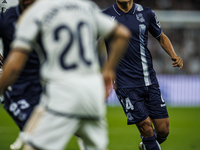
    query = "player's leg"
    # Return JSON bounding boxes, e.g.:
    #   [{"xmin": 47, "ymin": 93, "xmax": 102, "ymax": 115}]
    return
[
  {"xmin": 136, "ymin": 117, "xmax": 161, "ymax": 150},
  {"xmin": 147, "ymin": 83, "xmax": 169, "ymax": 145},
  {"xmin": 23, "ymin": 144, "xmax": 36, "ymax": 150},
  {"xmin": 116, "ymin": 88, "xmax": 161, "ymax": 150},
  {"xmin": 3, "ymin": 93, "xmax": 40, "ymax": 150},
  {"xmin": 22, "ymin": 106, "xmax": 79, "ymax": 150},
  {"xmin": 76, "ymin": 119, "xmax": 108, "ymax": 150},
  {"xmin": 136, "ymin": 116, "xmax": 154, "ymax": 137},
  {"xmin": 151, "ymin": 118, "xmax": 169, "ymax": 144}
]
